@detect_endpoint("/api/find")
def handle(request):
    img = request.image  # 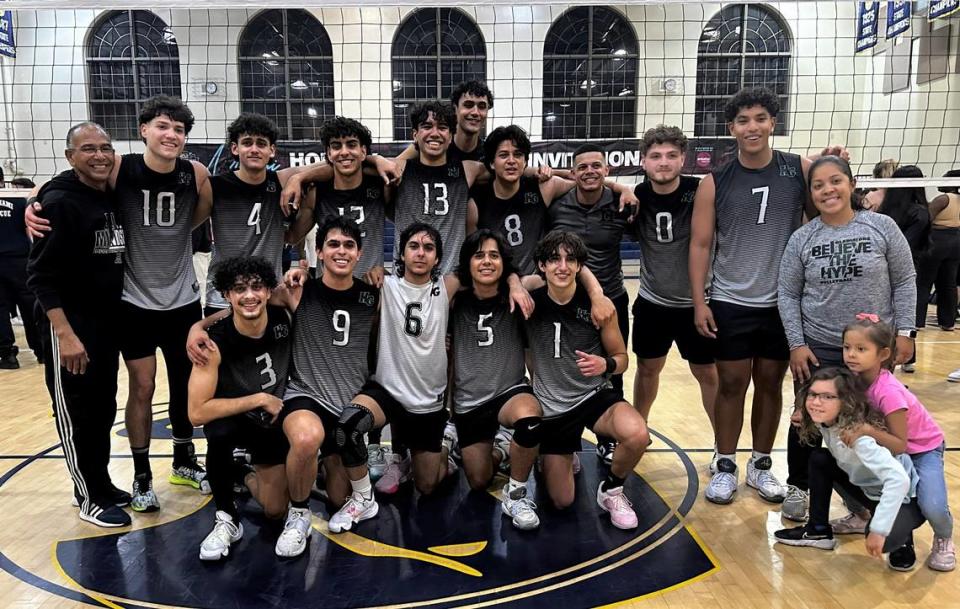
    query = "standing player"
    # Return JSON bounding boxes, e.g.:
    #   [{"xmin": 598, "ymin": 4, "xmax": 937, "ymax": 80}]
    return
[
  {"xmin": 27, "ymin": 123, "xmax": 130, "ymax": 527},
  {"xmin": 26, "ymin": 95, "xmax": 213, "ymax": 511},
  {"xmin": 396, "ymin": 80, "xmax": 493, "ymax": 164},
  {"xmin": 188, "ymin": 256, "xmax": 293, "ymax": 561},
  {"xmin": 630, "ymin": 126, "xmax": 718, "ymax": 432},
  {"xmin": 525, "ymin": 231, "xmax": 649, "ymax": 529},
  {"xmin": 689, "ymin": 88, "xmax": 811, "ymax": 505},
  {"xmin": 450, "ymin": 230, "xmax": 543, "ymax": 530}
]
